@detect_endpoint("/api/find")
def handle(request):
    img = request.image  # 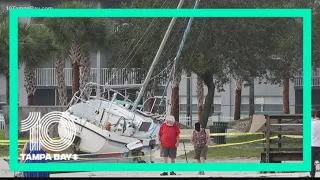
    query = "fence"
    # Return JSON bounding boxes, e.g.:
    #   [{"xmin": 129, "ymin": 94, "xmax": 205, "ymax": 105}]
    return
[{"xmin": 178, "ymin": 114, "xmax": 248, "ymax": 128}]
